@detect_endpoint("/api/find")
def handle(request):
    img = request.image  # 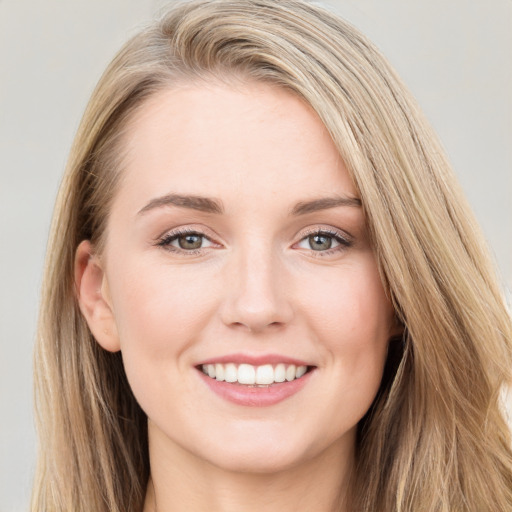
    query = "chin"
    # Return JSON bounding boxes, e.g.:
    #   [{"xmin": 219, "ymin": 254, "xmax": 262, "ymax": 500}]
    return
[
  {"xmin": 190, "ymin": 426, "xmax": 338, "ymax": 475},
  {"xmin": 205, "ymin": 446, "xmax": 309, "ymax": 475}
]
